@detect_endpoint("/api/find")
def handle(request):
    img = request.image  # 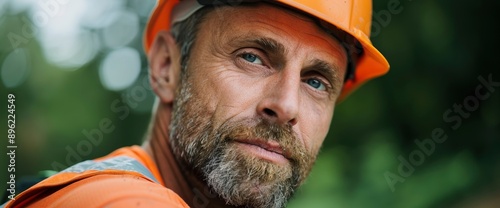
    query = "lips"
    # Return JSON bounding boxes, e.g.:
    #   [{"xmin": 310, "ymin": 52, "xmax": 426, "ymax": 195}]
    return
[{"xmin": 234, "ymin": 138, "xmax": 290, "ymax": 160}]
